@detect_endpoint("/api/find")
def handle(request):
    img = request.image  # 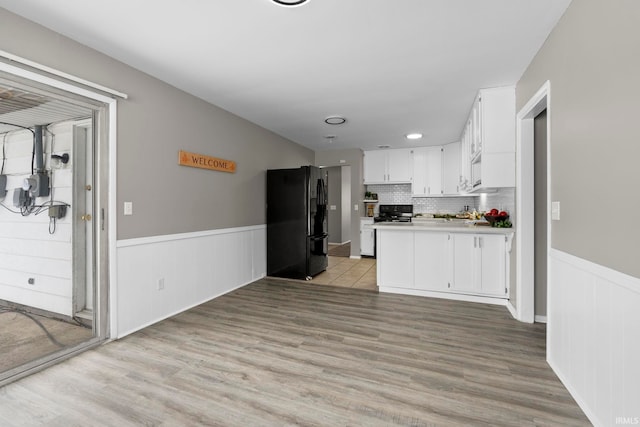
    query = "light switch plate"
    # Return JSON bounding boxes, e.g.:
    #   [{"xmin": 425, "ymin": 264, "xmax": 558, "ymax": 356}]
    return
[
  {"xmin": 124, "ymin": 201, "xmax": 133, "ymax": 216},
  {"xmin": 551, "ymin": 201, "xmax": 560, "ymax": 220},
  {"xmin": 330, "ymin": 205, "xmax": 337, "ymax": 210},
  {"xmin": 354, "ymin": 204, "xmax": 359, "ymax": 211}
]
